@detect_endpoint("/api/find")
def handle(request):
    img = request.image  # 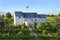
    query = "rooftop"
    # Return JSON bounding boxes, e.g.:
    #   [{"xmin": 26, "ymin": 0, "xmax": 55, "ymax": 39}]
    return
[{"xmin": 15, "ymin": 11, "xmax": 46, "ymax": 18}]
